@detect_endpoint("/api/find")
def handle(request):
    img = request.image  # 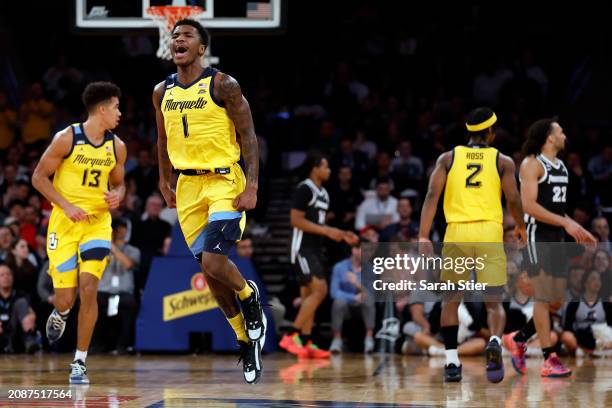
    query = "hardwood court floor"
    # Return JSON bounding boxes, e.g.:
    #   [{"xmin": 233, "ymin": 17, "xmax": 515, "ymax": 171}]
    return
[{"xmin": 0, "ymin": 353, "xmax": 610, "ymax": 407}]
